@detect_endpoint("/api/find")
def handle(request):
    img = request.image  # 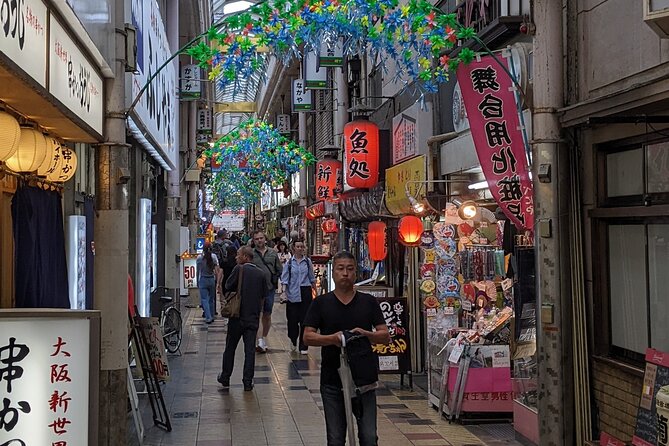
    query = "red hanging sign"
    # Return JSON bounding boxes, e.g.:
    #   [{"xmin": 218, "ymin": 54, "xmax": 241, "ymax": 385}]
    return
[
  {"xmin": 305, "ymin": 201, "xmax": 325, "ymax": 220},
  {"xmin": 344, "ymin": 119, "xmax": 379, "ymax": 189},
  {"xmin": 456, "ymin": 55, "xmax": 534, "ymax": 231},
  {"xmin": 315, "ymin": 159, "xmax": 342, "ymax": 200}
]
